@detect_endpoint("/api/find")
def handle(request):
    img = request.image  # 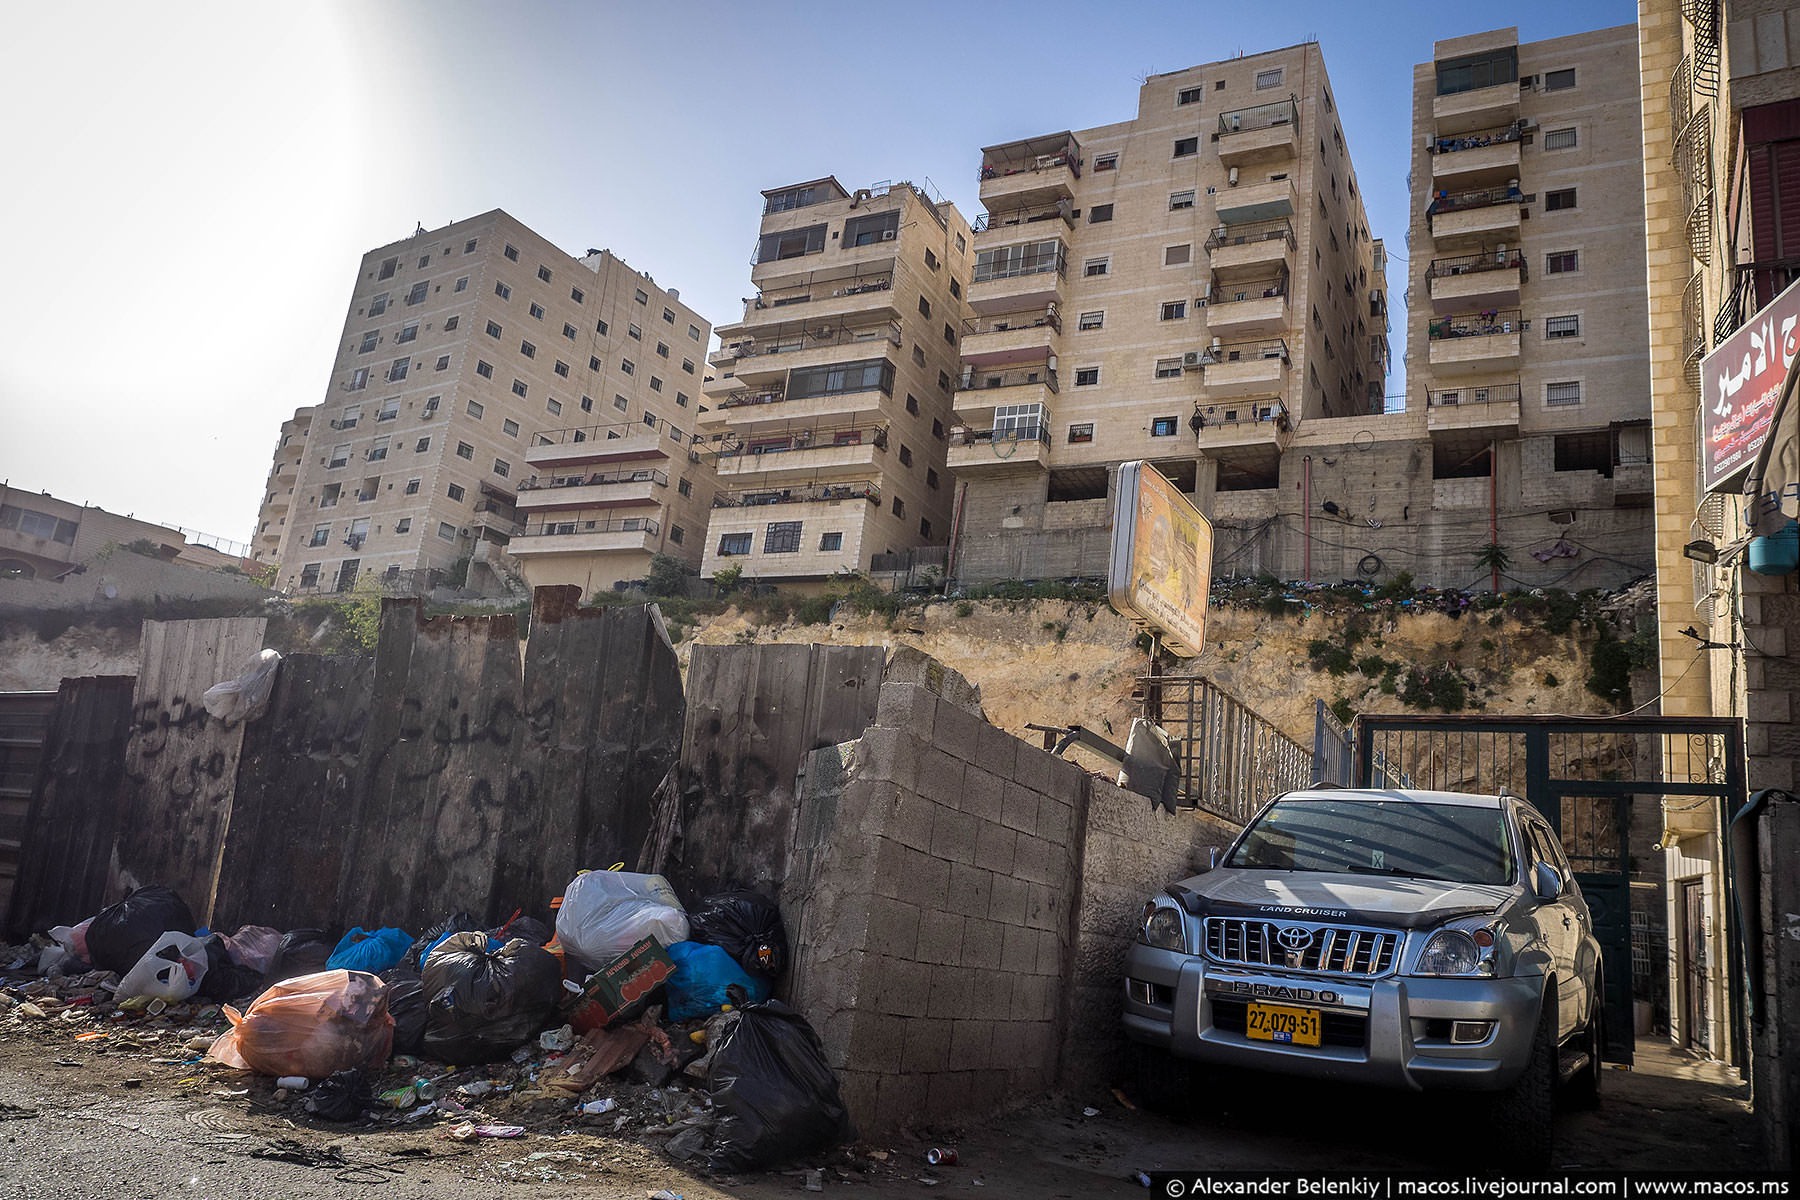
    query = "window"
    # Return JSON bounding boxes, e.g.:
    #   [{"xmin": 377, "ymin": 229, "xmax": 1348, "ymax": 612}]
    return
[
  {"xmin": 358, "ymin": 330, "xmax": 379, "ymax": 354},
  {"xmin": 536, "ymin": 265, "xmax": 551, "ymax": 283},
  {"xmin": 476, "ymin": 359, "xmax": 494, "ymax": 378},
  {"xmin": 299, "ymin": 564, "xmax": 320, "ymax": 588},
  {"xmin": 406, "ymin": 281, "xmax": 428, "ymax": 306},
  {"xmin": 502, "ymin": 419, "xmax": 519, "ymax": 437},
  {"xmin": 377, "ymin": 398, "xmax": 399, "ymax": 421},
  {"xmin": 456, "ymin": 441, "xmax": 474, "ymax": 460},
  {"xmin": 1255, "ymin": 68, "xmax": 1283, "ymax": 89},
  {"xmin": 844, "ymin": 210, "xmax": 900, "ymax": 246},
  {"xmin": 493, "ymin": 459, "xmax": 510, "ymax": 478},
  {"xmin": 349, "ymin": 366, "xmax": 370, "ymax": 390},
  {"xmin": 590, "ymin": 356, "xmax": 602, "ymax": 371},
  {"xmin": 1170, "ymin": 190, "xmax": 1196, "ymax": 211},
  {"xmin": 1075, "ymin": 367, "xmax": 1100, "ymax": 386},
  {"xmin": 668, "ymin": 424, "xmax": 684, "ymax": 443},
  {"xmin": 387, "ymin": 357, "xmax": 410, "ymax": 381},
  {"xmin": 919, "ymin": 518, "xmax": 933, "ymax": 538},
  {"xmin": 563, "ymin": 322, "xmax": 578, "ymax": 340},
  {"xmin": 378, "ymin": 256, "xmax": 398, "ymax": 281},
  {"xmin": 932, "ymin": 418, "xmax": 945, "ymax": 439},
  {"xmin": 677, "ymin": 477, "xmax": 692, "ymax": 498},
  {"xmin": 438, "ymin": 521, "xmax": 458, "ymax": 541},
  {"xmin": 1177, "ymin": 86, "xmax": 1202, "ymax": 106},
  {"xmin": 1544, "ymin": 68, "xmax": 1576, "ymax": 91},
  {"xmin": 938, "ymin": 370, "xmax": 952, "ymax": 393},
  {"xmin": 597, "ymin": 319, "xmax": 609, "ymax": 335},
  {"xmin": 764, "ymin": 521, "xmax": 802, "ymax": 554},
  {"xmin": 486, "ymin": 320, "xmax": 502, "ymax": 339},
  {"xmin": 503, "ymin": 244, "xmax": 519, "ymax": 262},
  {"xmin": 643, "ymin": 412, "xmax": 658, "ymax": 427},
  {"xmin": 613, "ymin": 394, "xmax": 629, "ymax": 411},
  {"xmin": 943, "ymin": 322, "xmax": 956, "ymax": 345},
  {"xmin": 676, "ymin": 391, "xmax": 689, "ymax": 407},
  {"xmin": 1095, "ymin": 152, "xmax": 1119, "ymax": 171},
  {"xmin": 950, "ymin": 279, "xmax": 962, "ymax": 298},
  {"xmin": 448, "ymin": 483, "xmax": 466, "ymax": 502},
  {"xmin": 494, "ymin": 281, "xmax": 511, "ymax": 300},
  {"xmin": 755, "ymin": 223, "xmax": 828, "ymax": 264},
  {"xmin": 395, "ymin": 518, "xmax": 411, "ymax": 534},
  {"xmin": 512, "ymin": 378, "xmax": 528, "ymax": 397},
  {"xmin": 1078, "ymin": 310, "xmax": 1104, "ymax": 331},
  {"xmin": 918, "ymin": 295, "xmax": 932, "ymax": 318},
  {"xmin": 891, "ymin": 496, "xmax": 905, "ymax": 518},
  {"xmin": 309, "ymin": 525, "xmax": 330, "ymax": 548},
  {"xmin": 912, "ymin": 345, "xmax": 927, "ymax": 366},
  {"xmin": 1173, "ymin": 137, "xmax": 1198, "ymax": 157},
  {"xmin": 1084, "ymin": 257, "xmax": 1110, "ymax": 277},
  {"xmin": 1089, "ymin": 203, "xmax": 1115, "ymax": 223},
  {"xmin": 1149, "ymin": 416, "xmax": 1180, "ymax": 437},
  {"xmin": 899, "ymin": 444, "xmax": 913, "ymax": 467},
  {"xmin": 669, "ymin": 525, "xmax": 684, "ymax": 545},
  {"xmin": 1545, "ymin": 315, "xmax": 1581, "ymax": 339},
  {"xmin": 954, "ymin": 232, "xmax": 966, "ymax": 252},
  {"xmin": 620, "ymin": 358, "xmax": 635, "ymax": 375},
  {"xmin": 1161, "ymin": 300, "xmax": 1187, "ymax": 321},
  {"xmin": 520, "ymin": 339, "xmax": 536, "ymax": 358},
  {"xmin": 1068, "ymin": 423, "xmax": 1094, "ymax": 444},
  {"xmin": 635, "ymin": 289, "xmax": 649, "ymax": 305},
  {"xmin": 926, "ymin": 468, "xmax": 940, "ymax": 489},
  {"xmin": 925, "ymin": 248, "xmax": 940, "ymax": 270},
  {"xmin": 414, "ymin": 438, "xmax": 430, "ymax": 453},
  {"xmin": 454, "ymin": 276, "xmax": 468, "ymax": 292},
  {"xmin": 1164, "ymin": 243, "xmax": 1191, "ymax": 266},
  {"xmin": 655, "ymin": 341, "xmax": 670, "ymax": 359},
  {"xmin": 1546, "ymin": 251, "xmax": 1580, "ymax": 274},
  {"xmin": 368, "ymin": 292, "xmax": 389, "ymax": 316},
  {"xmin": 650, "ymin": 376, "xmax": 663, "ymax": 392},
  {"xmin": 819, "ymin": 532, "xmax": 843, "ymax": 551},
  {"xmin": 555, "ymin": 361, "xmax": 571, "ymax": 378},
  {"xmin": 1155, "ymin": 359, "xmax": 1184, "ymax": 379},
  {"xmin": 905, "ymin": 393, "xmax": 920, "ymax": 415},
  {"xmin": 545, "ymin": 397, "xmax": 561, "ymax": 414},
  {"xmin": 1545, "ymin": 188, "xmax": 1577, "ymax": 211},
  {"xmin": 628, "ymin": 323, "xmax": 642, "ymax": 340},
  {"xmin": 529, "ymin": 302, "xmax": 545, "ymax": 320},
  {"xmin": 1436, "ymin": 47, "xmax": 1517, "ymax": 95},
  {"xmin": 787, "ymin": 358, "xmax": 895, "ymax": 400},
  {"xmin": 719, "ymin": 532, "xmax": 752, "ymax": 556},
  {"xmin": 681, "ymin": 358, "xmax": 695, "ymax": 374},
  {"xmin": 571, "ymin": 287, "xmax": 584, "ymax": 304},
  {"xmin": 1544, "ymin": 127, "xmax": 1577, "ymax": 151},
  {"xmin": 1546, "ymin": 381, "xmax": 1582, "ymax": 407},
  {"xmin": 467, "ymin": 399, "xmax": 485, "ymax": 418},
  {"xmin": 319, "ymin": 482, "xmax": 342, "ymax": 507},
  {"xmin": 442, "ymin": 316, "xmax": 459, "ymax": 332}
]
